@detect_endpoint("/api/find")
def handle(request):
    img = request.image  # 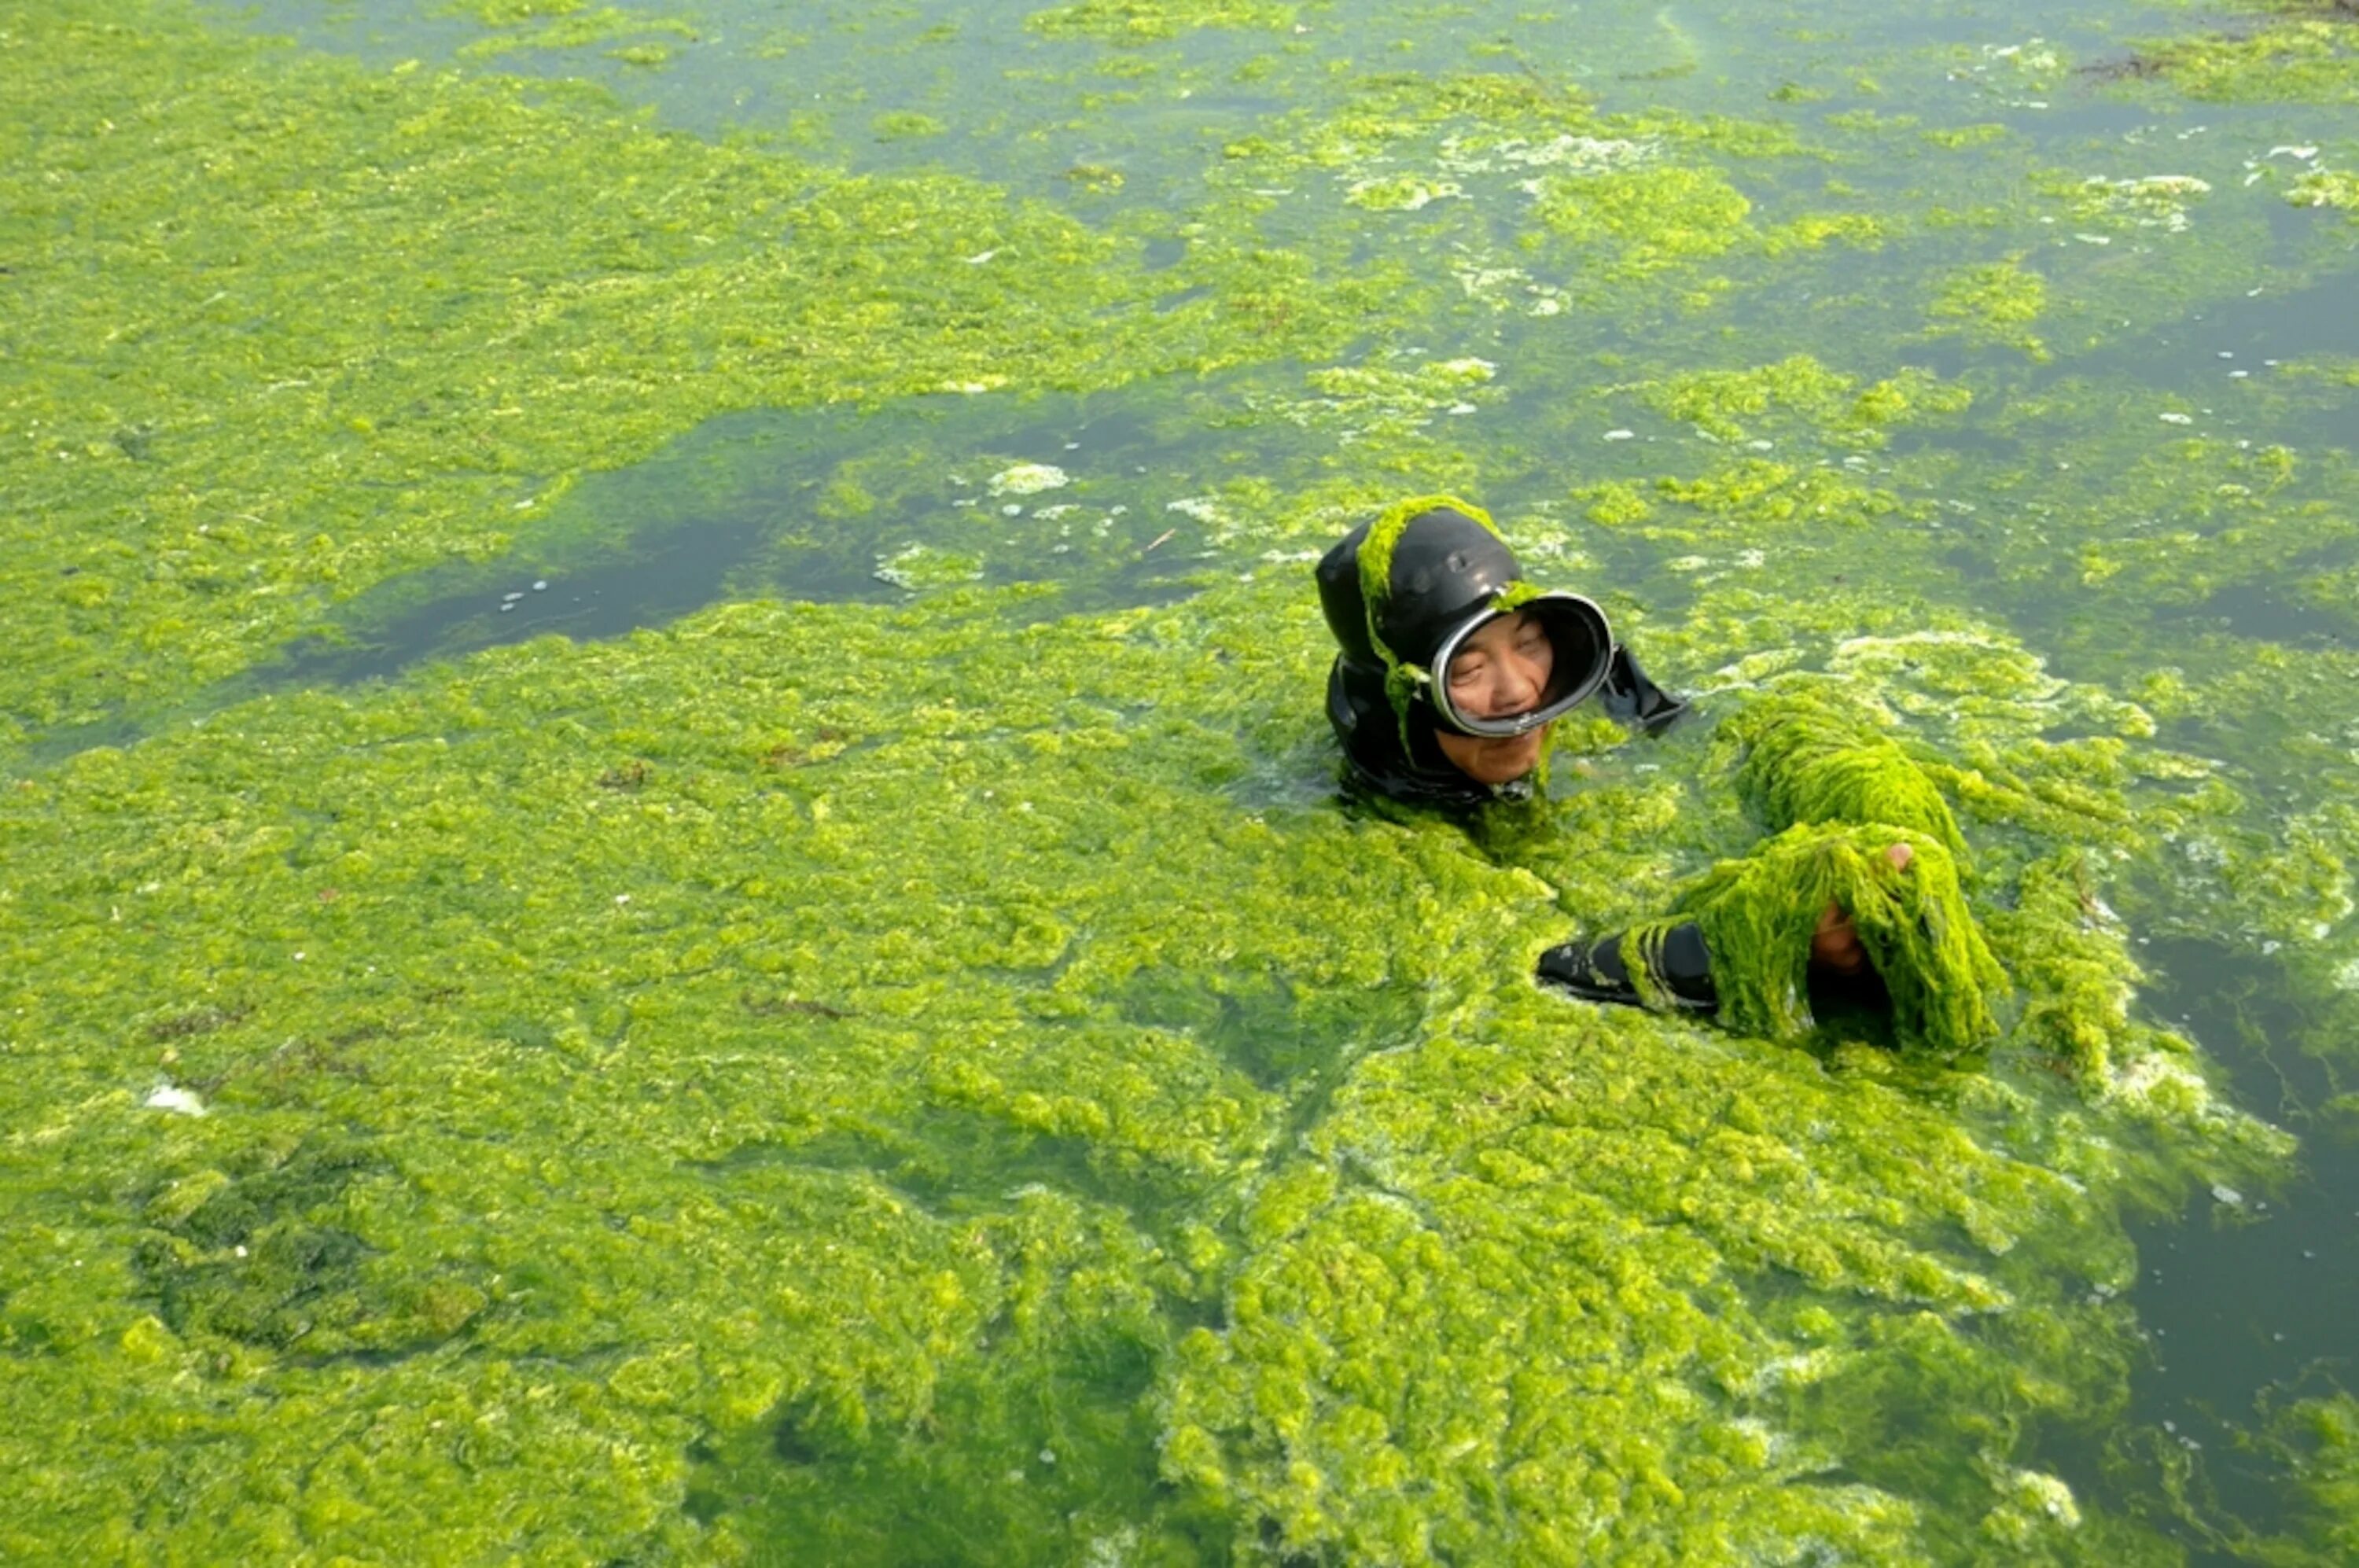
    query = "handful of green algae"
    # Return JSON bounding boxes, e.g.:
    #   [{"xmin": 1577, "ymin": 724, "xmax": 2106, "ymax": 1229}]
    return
[
  {"xmin": 1616, "ymin": 694, "xmax": 2005, "ymax": 1058},
  {"xmin": 1642, "ymin": 821, "xmax": 2004, "ymax": 1058}
]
